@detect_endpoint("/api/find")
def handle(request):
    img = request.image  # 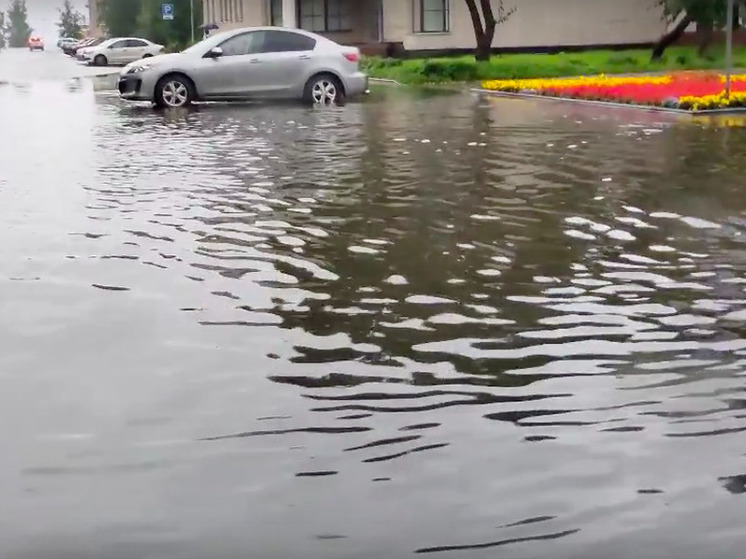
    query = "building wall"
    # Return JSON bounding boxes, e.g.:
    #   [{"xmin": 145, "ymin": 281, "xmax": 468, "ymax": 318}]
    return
[
  {"xmin": 203, "ymin": 0, "xmax": 266, "ymax": 32},
  {"xmin": 389, "ymin": 0, "xmax": 667, "ymax": 51},
  {"xmin": 318, "ymin": 1, "xmax": 381, "ymax": 44},
  {"xmin": 86, "ymin": 1, "xmax": 105, "ymax": 37},
  {"xmin": 202, "ymin": 0, "xmax": 379, "ymax": 43},
  {"xmin": 203, "ymin": 0, "xmax": 668, "ymax": 51}
]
